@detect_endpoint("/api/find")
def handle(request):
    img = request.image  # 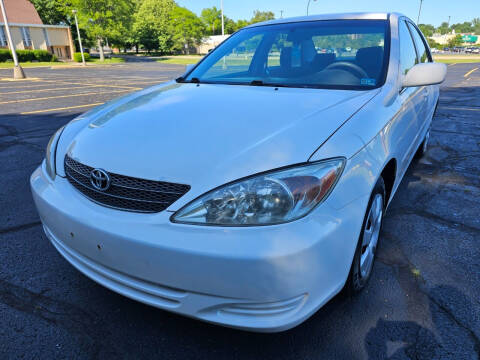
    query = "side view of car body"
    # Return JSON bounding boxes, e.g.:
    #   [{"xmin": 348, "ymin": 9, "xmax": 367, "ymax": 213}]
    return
[{"xmin": 31, "ymin": 12, "xmax": 446, "ymax": 332}]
